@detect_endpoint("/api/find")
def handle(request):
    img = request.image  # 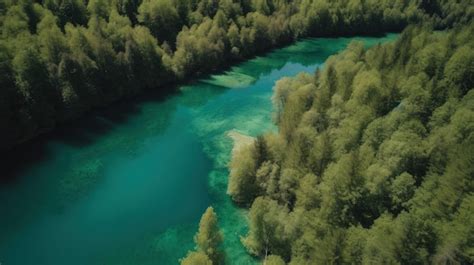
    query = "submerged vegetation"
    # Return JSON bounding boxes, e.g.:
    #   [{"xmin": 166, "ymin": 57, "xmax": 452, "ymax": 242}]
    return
[
  {"xmin": 228, "ymin": 24, "xmax": 474, "ymax": 264},
  {"xmin": 1, "ymin": 0, "xmax": 472, "ymax": 150}
]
